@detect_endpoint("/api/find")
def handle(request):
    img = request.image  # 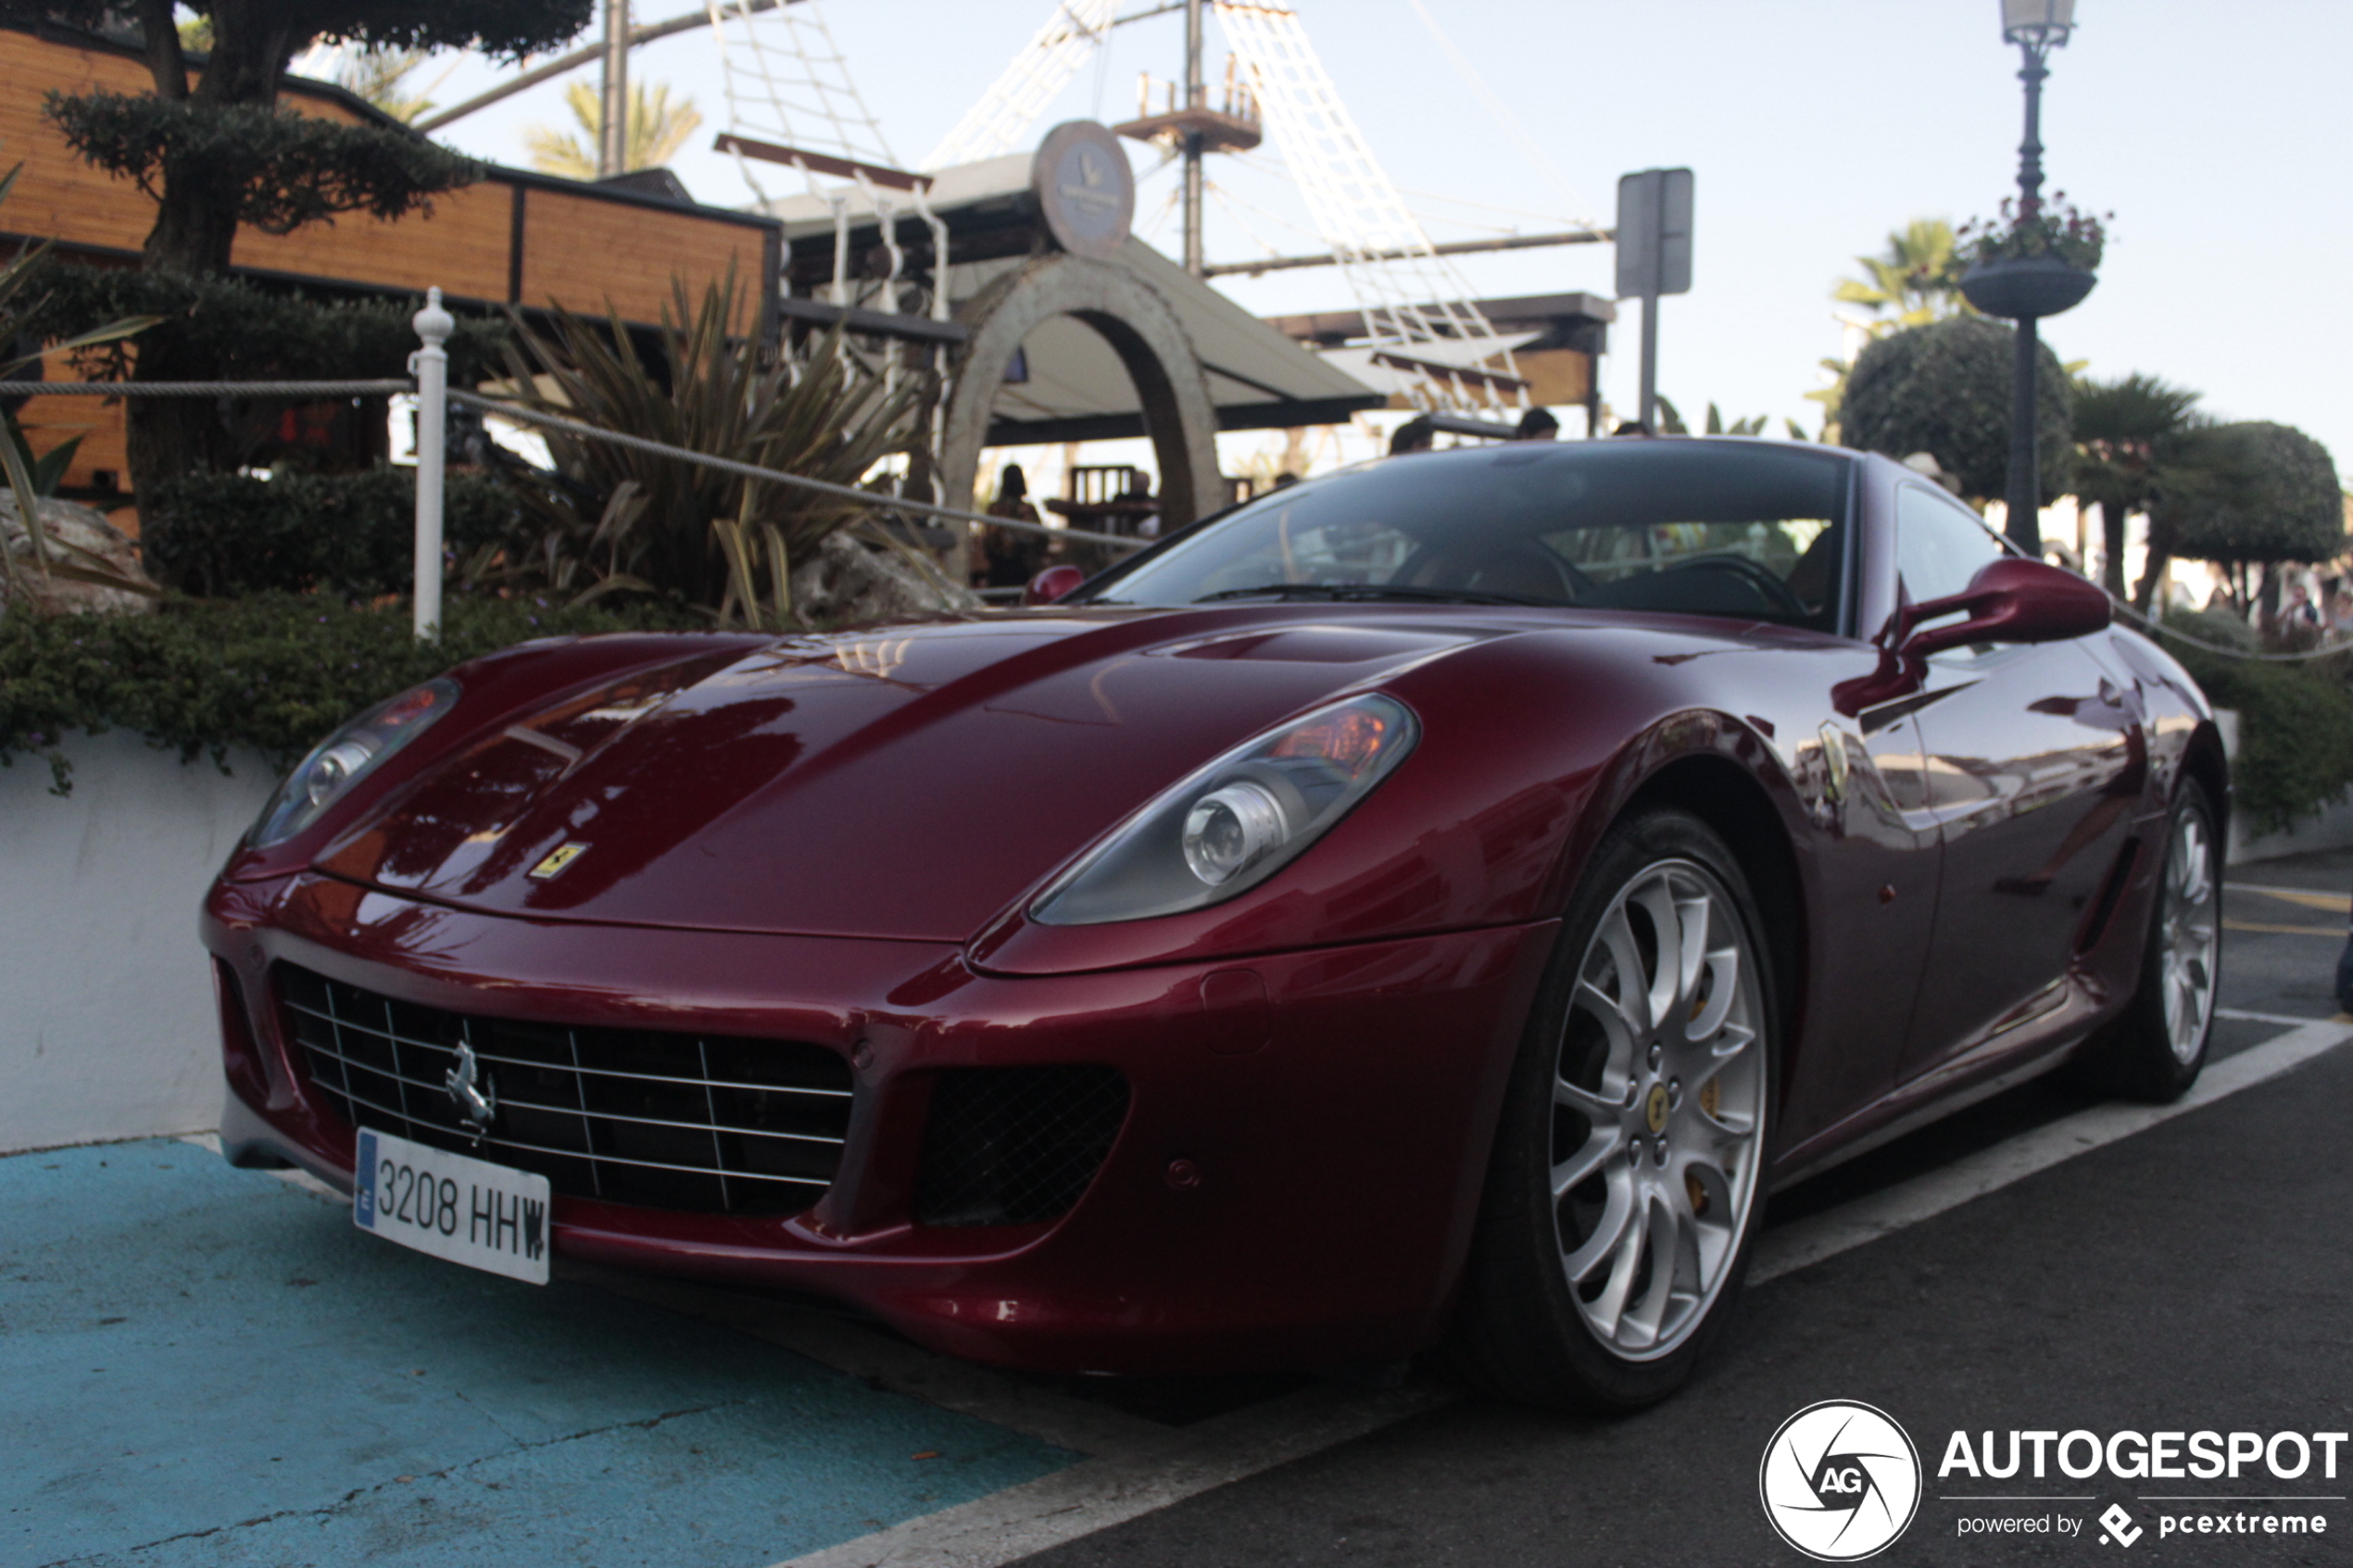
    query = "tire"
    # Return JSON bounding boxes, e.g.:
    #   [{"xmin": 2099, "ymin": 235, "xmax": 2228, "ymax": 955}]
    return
[
  {"xmin": 1446, "ymin": 809, "xmax": 1778, "ymax": 1412},
  {"xmin": 2072, "ymin": 781, "xmax": 2221, "ymax": 1103}
]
